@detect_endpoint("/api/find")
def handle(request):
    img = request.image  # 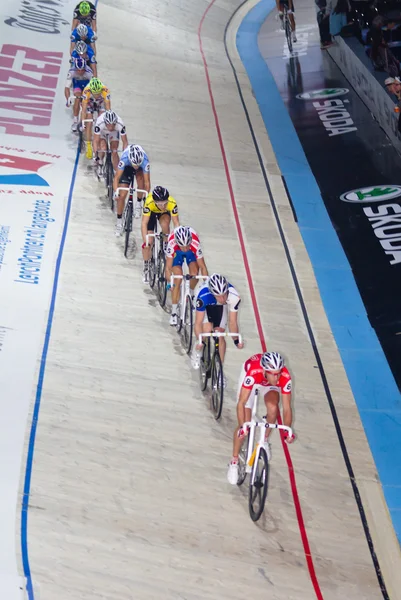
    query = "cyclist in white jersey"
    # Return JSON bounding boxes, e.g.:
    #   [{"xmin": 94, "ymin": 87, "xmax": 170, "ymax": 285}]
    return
[{"xmin": 93, "ymin": 110, "xmax": 128, "ymax": 172}]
